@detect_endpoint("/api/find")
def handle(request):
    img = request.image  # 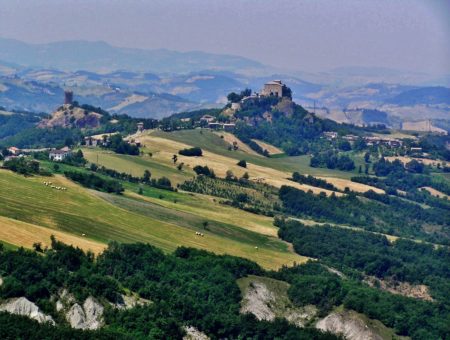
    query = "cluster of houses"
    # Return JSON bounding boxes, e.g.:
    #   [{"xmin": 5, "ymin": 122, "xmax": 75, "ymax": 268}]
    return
[
  {"xmin": 2, "ymin": 146, "xmax": 73, "ymax": 162},
  {"xmin": 199, "ymin": 115, "xmax": 236, "ymax": 131},
  {"xmin": 83, "ymin": 133, "xmax": 141, "ymax": 148},
  {"xmin": 323, "ymin": 132, "xmax": 403, "ymax": 148}
]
